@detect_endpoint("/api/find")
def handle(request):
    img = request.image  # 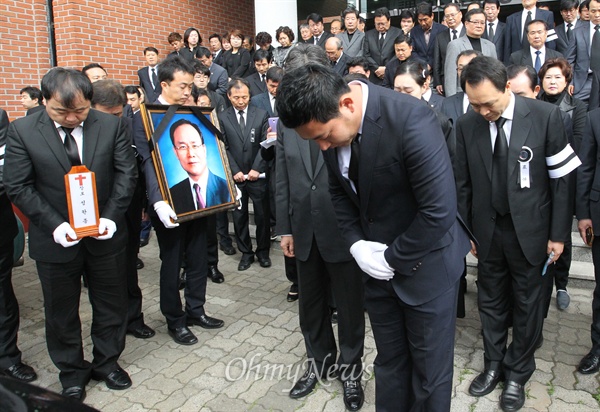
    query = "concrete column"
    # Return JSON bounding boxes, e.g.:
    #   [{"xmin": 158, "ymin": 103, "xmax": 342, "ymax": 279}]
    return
[{"xmin": 255, "ymin": 0, "xmax": 298, "ymax": 46}]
